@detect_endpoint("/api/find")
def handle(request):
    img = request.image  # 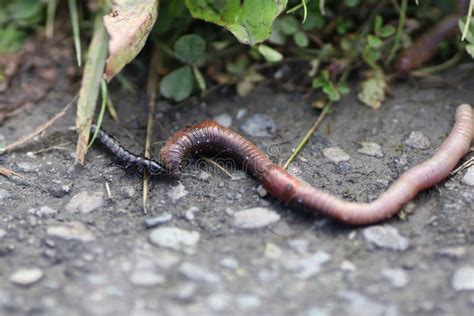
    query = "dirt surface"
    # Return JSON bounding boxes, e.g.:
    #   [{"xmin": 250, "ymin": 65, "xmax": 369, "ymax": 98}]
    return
[{"xmin": 1, "ymin": 68, "xmax": 474, "ymax": 316}]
